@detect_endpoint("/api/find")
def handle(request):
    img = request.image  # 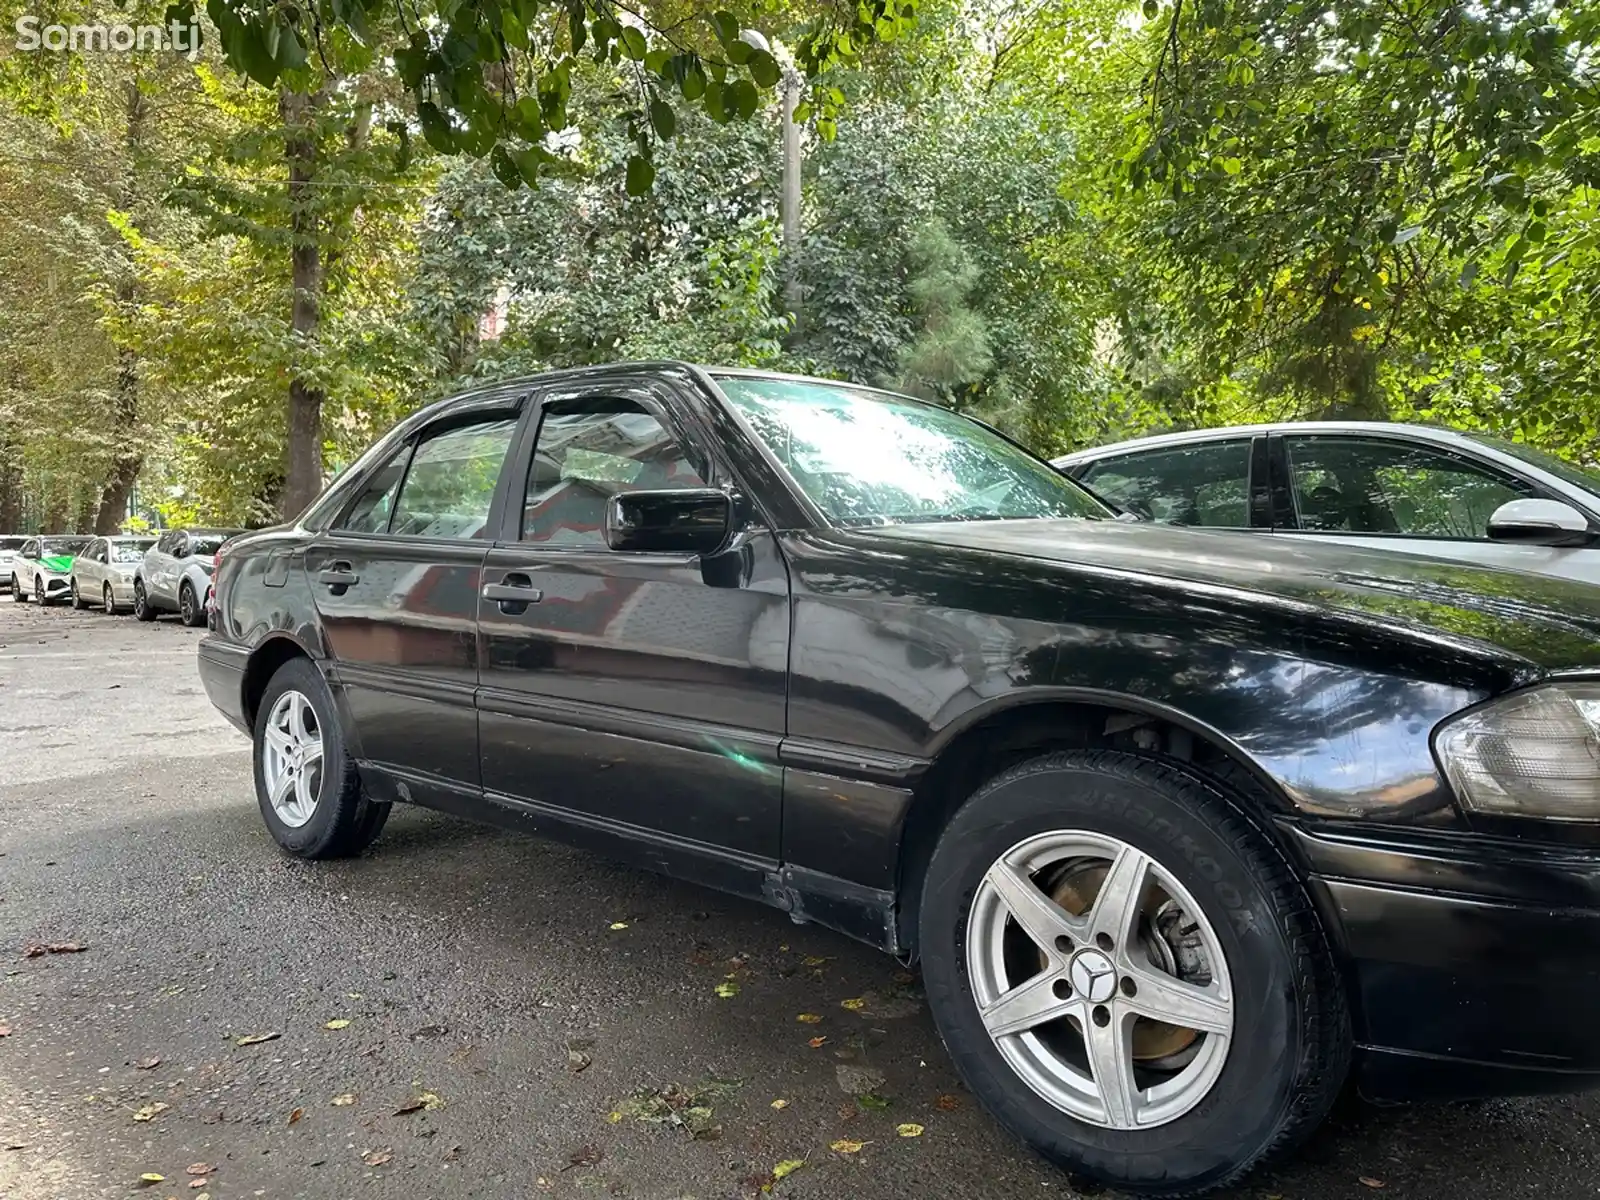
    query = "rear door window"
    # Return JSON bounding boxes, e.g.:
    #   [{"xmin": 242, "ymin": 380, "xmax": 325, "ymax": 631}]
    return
[
  {"xmin": 1078, "ymin": 440, "xmax": 1253, "ymax": 526},
  {"xmin": 387, "ymin": 417, "xmax": 520, "ymax": 539}
]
